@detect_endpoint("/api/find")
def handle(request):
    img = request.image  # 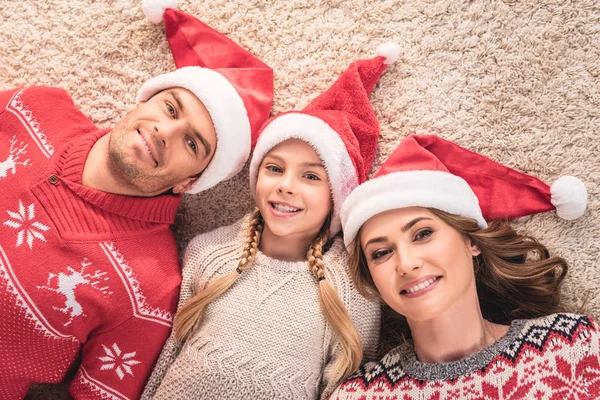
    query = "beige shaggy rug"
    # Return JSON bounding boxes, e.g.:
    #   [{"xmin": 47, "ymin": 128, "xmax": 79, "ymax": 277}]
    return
[{"xmin": 1, "ymin": 0, "xmax": 598, "ymax": 397}]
